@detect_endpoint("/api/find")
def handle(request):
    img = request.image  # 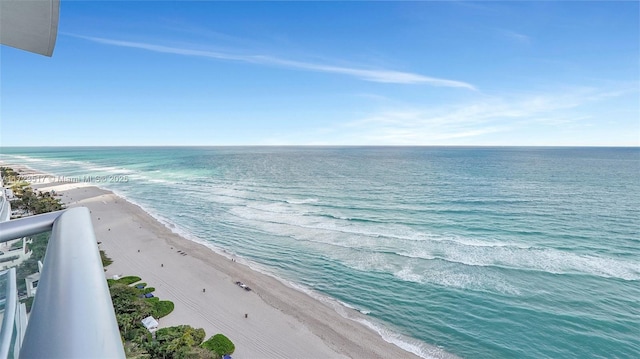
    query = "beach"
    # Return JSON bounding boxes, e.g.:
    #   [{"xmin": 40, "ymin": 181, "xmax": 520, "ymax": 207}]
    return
[{"xmin": 24, "ymin": 177, "xmax": 423, "ymax": 359}]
